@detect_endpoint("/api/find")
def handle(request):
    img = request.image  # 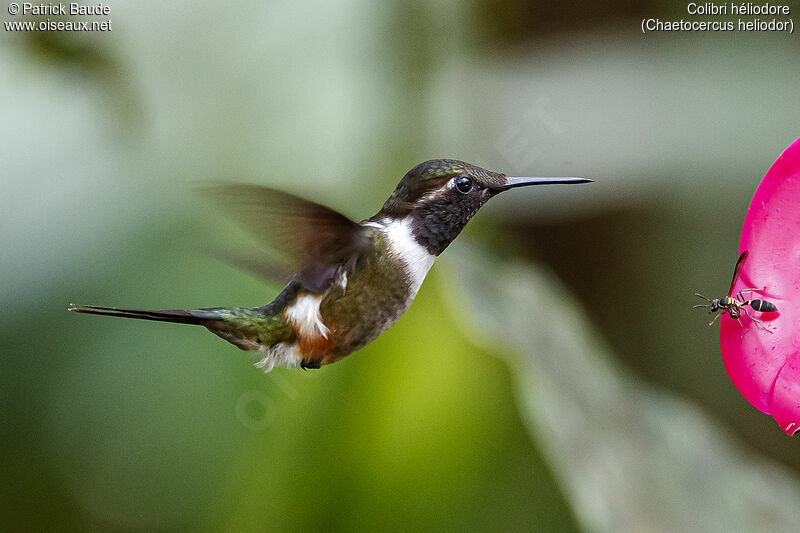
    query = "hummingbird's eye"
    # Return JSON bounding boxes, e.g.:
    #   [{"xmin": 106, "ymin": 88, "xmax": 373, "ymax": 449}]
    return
[{"xmin": 454, "ymin": 176, "xmax": 473, "ymax": 194}]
